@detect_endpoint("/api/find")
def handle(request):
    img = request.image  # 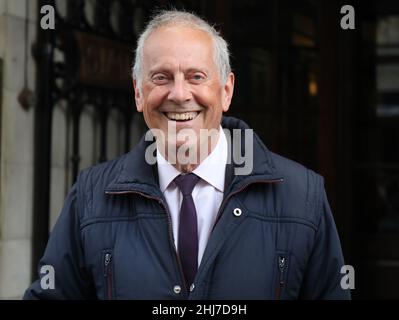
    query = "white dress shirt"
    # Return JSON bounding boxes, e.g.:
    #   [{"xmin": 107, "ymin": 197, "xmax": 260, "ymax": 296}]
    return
[{"xmin": 157, "ymin": 127, "xmax": 227, "ymax": 266}]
